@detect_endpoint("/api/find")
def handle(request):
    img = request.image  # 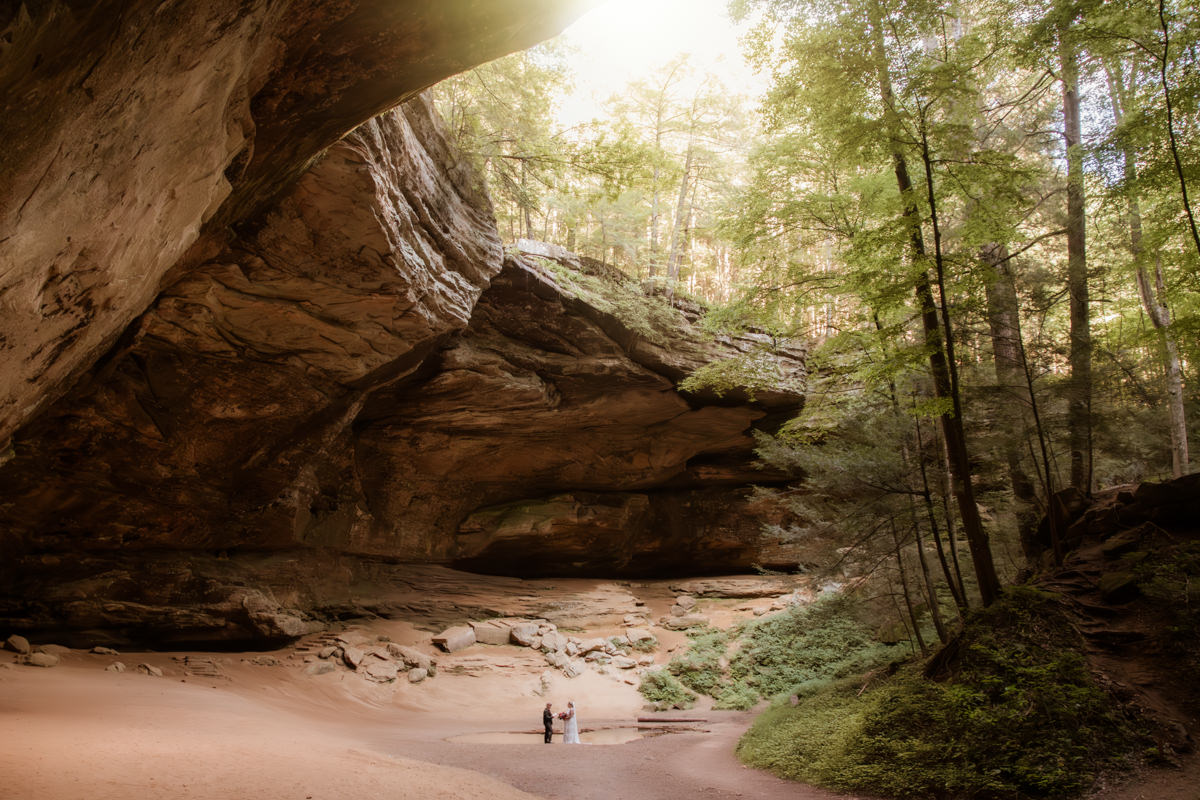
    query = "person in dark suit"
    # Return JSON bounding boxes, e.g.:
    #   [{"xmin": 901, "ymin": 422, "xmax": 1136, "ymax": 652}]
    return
[{"xmin": 543, "ymin": 702, "xmax": 555, "ymax": 743}]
